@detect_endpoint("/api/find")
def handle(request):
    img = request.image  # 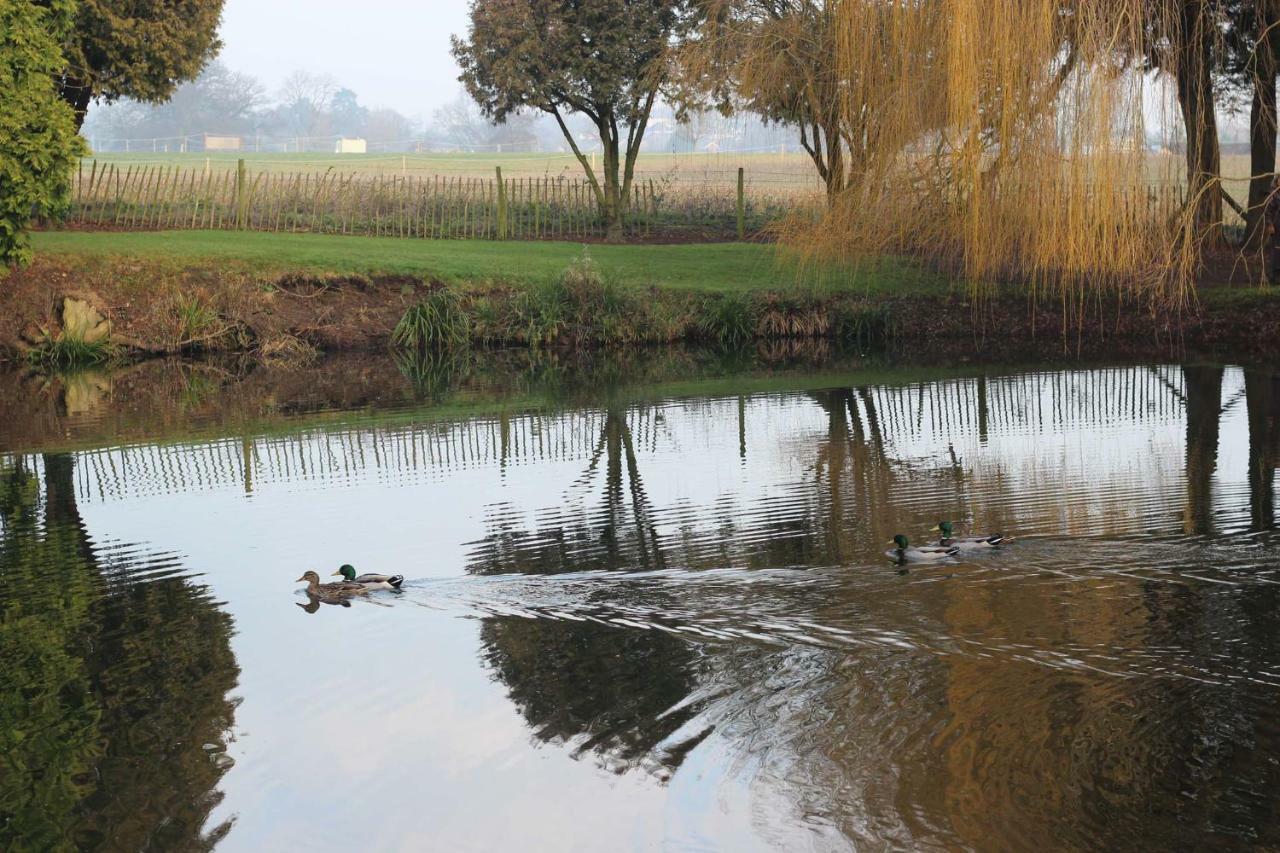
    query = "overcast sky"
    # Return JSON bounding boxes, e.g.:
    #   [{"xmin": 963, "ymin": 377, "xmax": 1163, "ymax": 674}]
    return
[{"xmin": 216, "ymin": 0, "xmax": 473, "ymax": 120}]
